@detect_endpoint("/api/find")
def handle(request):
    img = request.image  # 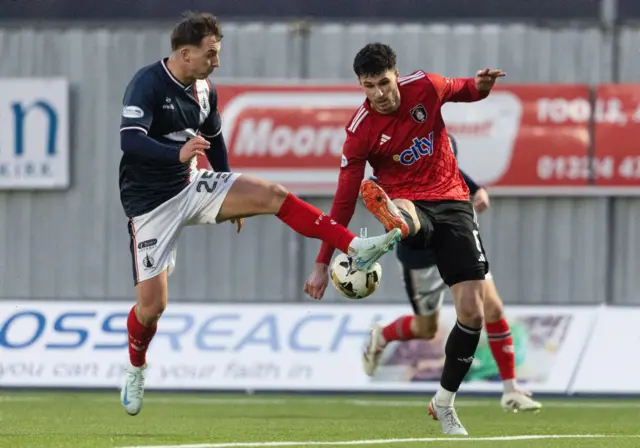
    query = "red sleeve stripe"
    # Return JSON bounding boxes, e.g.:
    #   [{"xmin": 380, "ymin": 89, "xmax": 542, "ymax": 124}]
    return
[
  {"xmin": 347, "ymin": 106, "xmax": 368, "ymax": 133},
  {"xmin": 399, "ymin": 71, "xmax": 425, "ymax": 86}
]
